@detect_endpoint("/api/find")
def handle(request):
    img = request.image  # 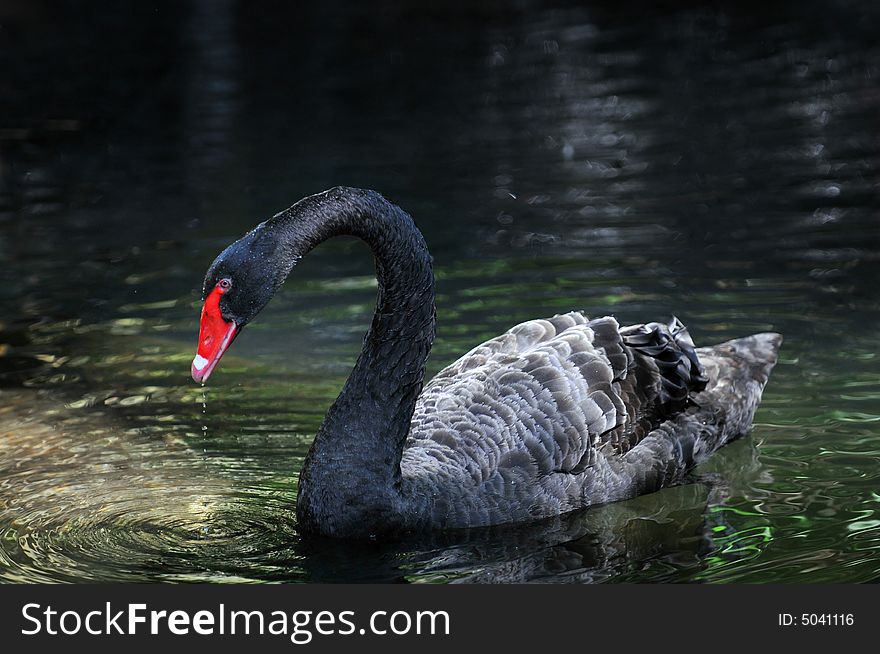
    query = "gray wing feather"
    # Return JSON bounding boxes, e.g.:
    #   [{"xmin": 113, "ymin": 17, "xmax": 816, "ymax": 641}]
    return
[{"xmin": 405, "ymin": 313, "xmax": 631, "ymax": 513}]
